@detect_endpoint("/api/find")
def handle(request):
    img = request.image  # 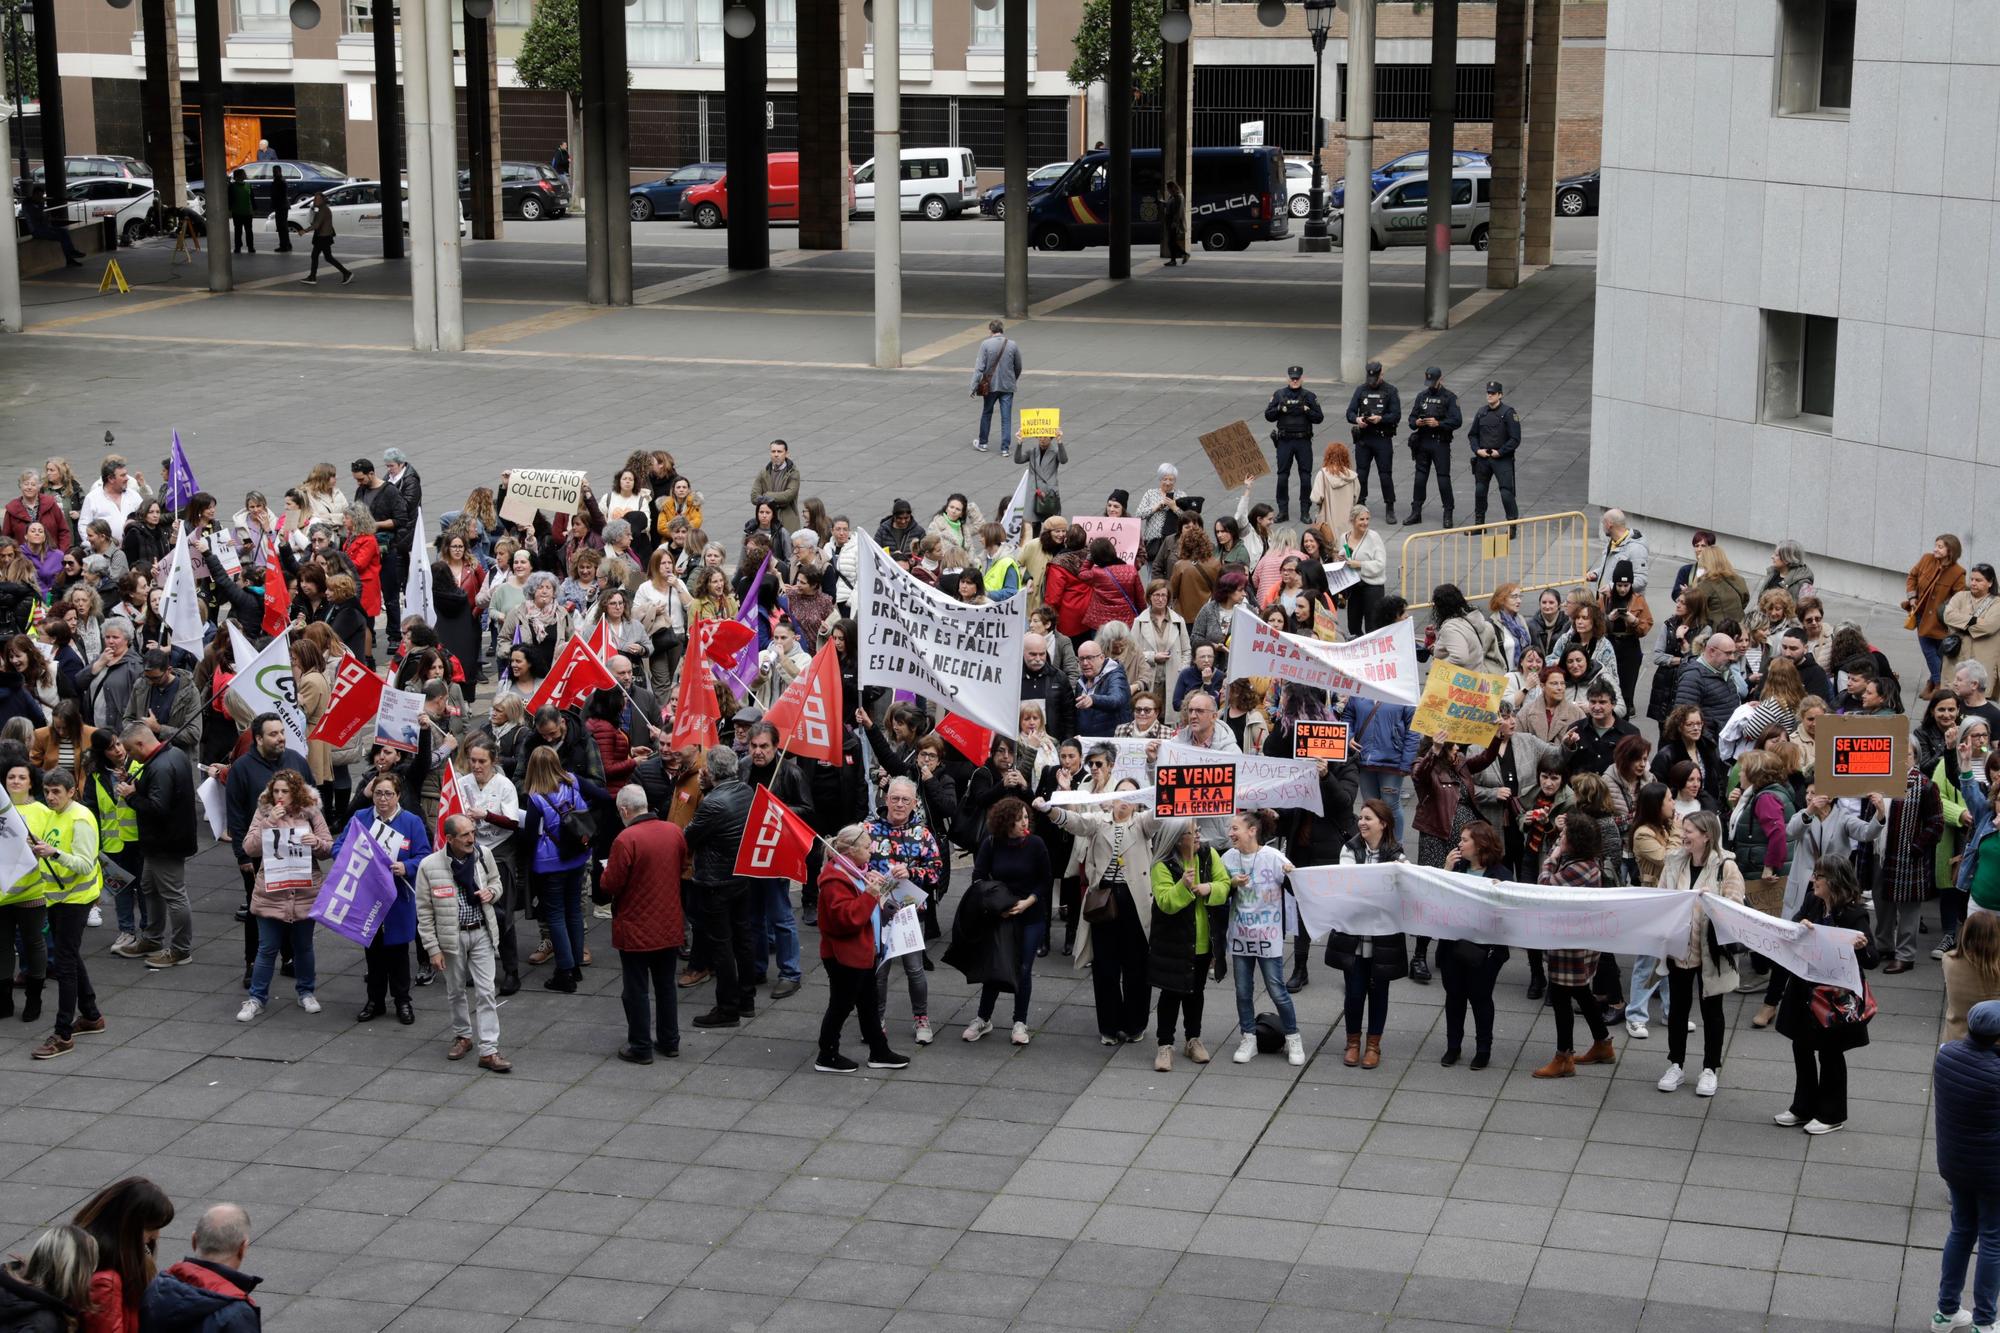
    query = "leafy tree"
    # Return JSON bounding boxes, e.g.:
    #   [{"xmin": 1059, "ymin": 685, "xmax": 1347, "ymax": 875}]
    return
[
  {"xmin": 1067, "ymin": 0, "xmax": 1164, "ymax": 95},
  {"xmin": 514, "ymin": 0, "xmax": 584, "ymax": 99},
  {"xmin": 2, "ymin": 7, "xmax": 35, "ymax": 106}
]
